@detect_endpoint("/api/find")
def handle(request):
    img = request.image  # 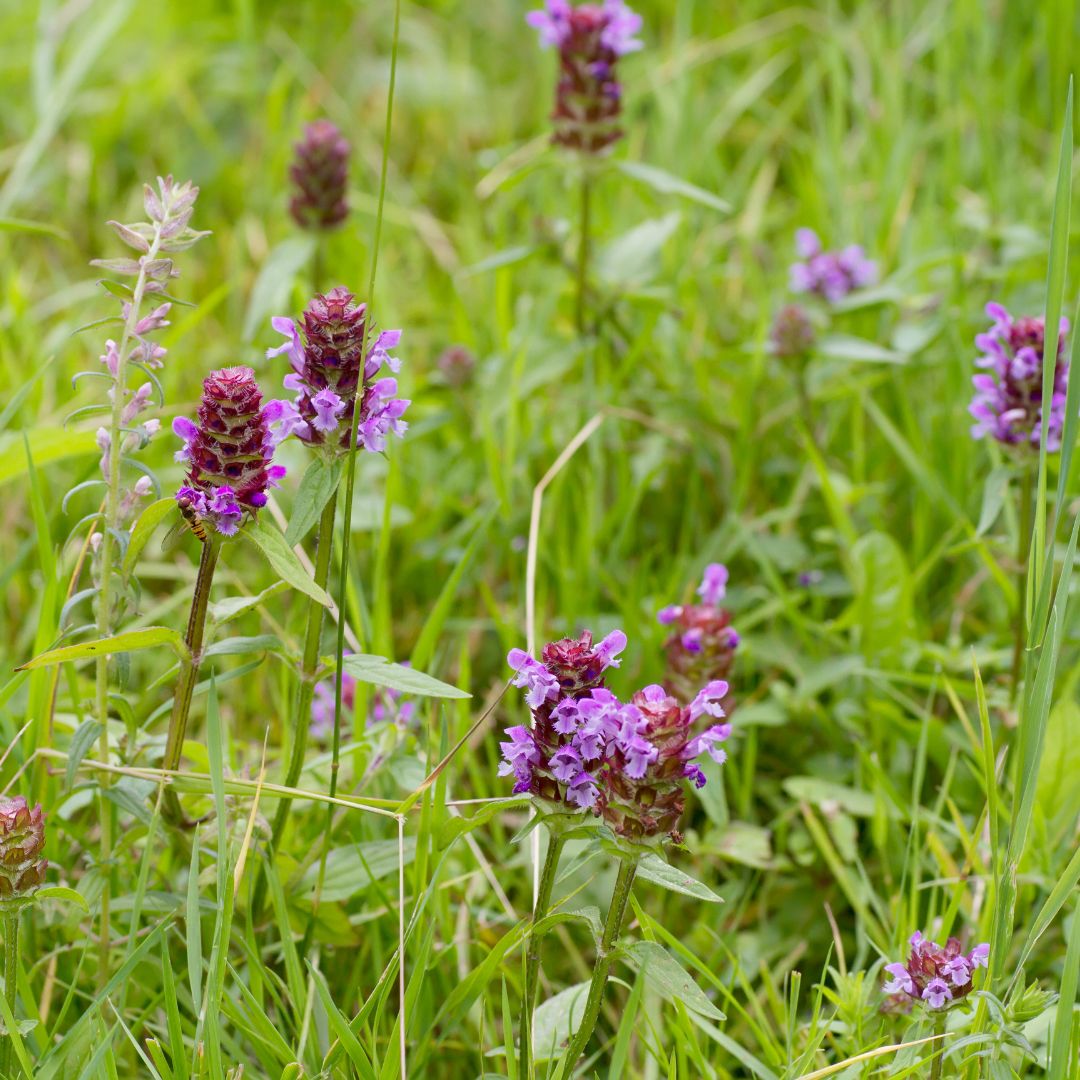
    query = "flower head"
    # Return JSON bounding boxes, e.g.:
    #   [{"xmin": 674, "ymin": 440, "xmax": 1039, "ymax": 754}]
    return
[
  {"xmin": 265, "ymin": 288, "xmax": 408, "ymax": 455},
  {"xmin": 969, "ymin": 302, "xmax": 1070, "ymax": 451},
  {"xmin": 172, "ymin": 367, "xmax": 285, "ymax": 536},
  {"xmin": 657, "ymin": 565, "xmax": 739, "ymax": 704},
  {"xmin": 527, "ymin": 0, "xmax": 642, "ymax": 153},
  {"xmin": 882, "ymin": 932, "xmax": 988, "ymax": 1011},
  {"xmin": 289, "ymin": 120, "xmax": 350, "ymax": 231},
  {"xmin": 789, "ymin": 229, "xmax": 876, "ymax": 303},
  {"xmin": 311, "ymin": 655, "xmax": 416, "ymax": 739},
  {"xmin": 770, "ymin": 303, "xmax": 816, "ymax": 359},
  {"xmin": 0, "ymin": 796, "xmax": 46, "ymax": 900}
]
